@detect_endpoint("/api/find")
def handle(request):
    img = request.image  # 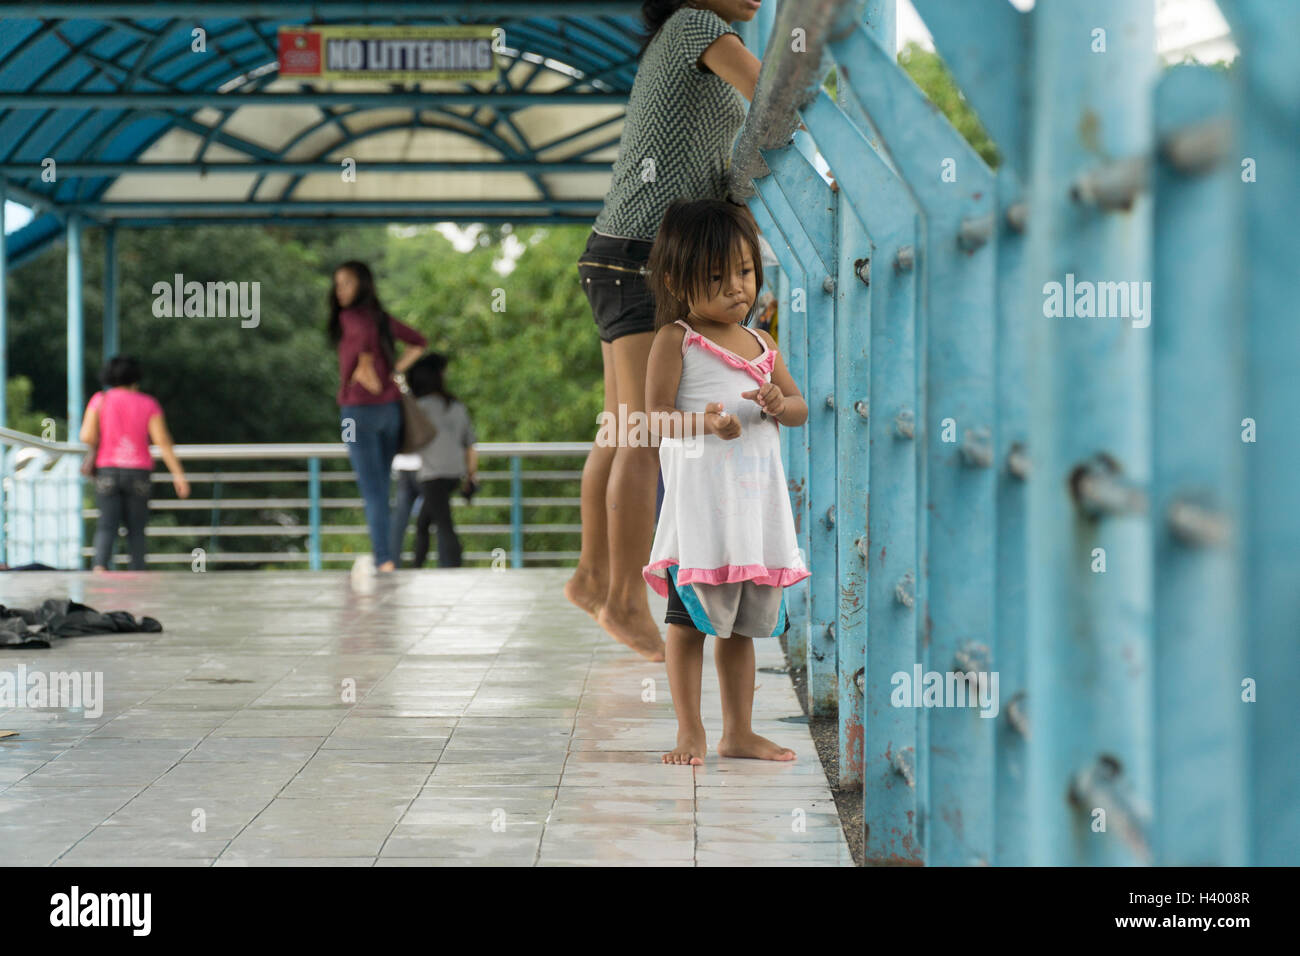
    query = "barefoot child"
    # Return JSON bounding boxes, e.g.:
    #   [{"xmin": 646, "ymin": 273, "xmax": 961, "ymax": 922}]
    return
[{"xmin": 642, "ymin": 199, "xmax": 811, "ymax": 766}]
